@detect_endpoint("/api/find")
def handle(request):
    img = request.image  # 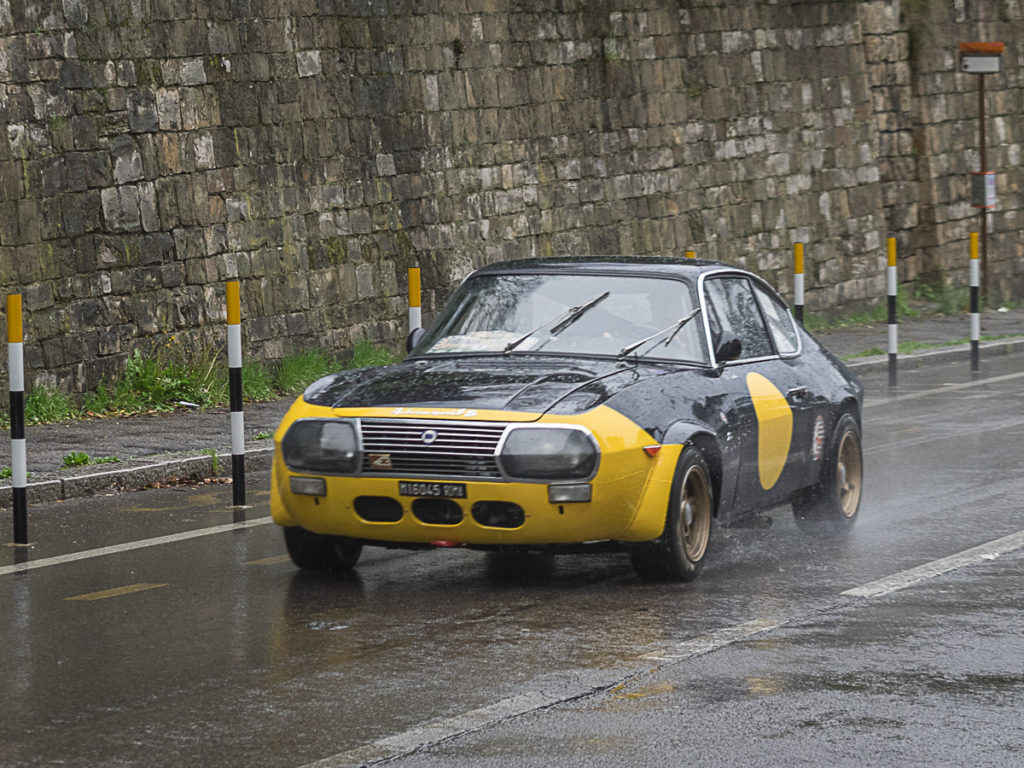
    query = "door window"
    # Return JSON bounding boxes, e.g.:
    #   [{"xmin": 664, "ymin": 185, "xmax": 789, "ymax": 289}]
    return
[
  {"xmin": 703, "ymin": 277, "xmax": 774, "ymax": 360},
  {"xmin": 753, "ymin": 282, "xmax": 799, "ymax": 356}
]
